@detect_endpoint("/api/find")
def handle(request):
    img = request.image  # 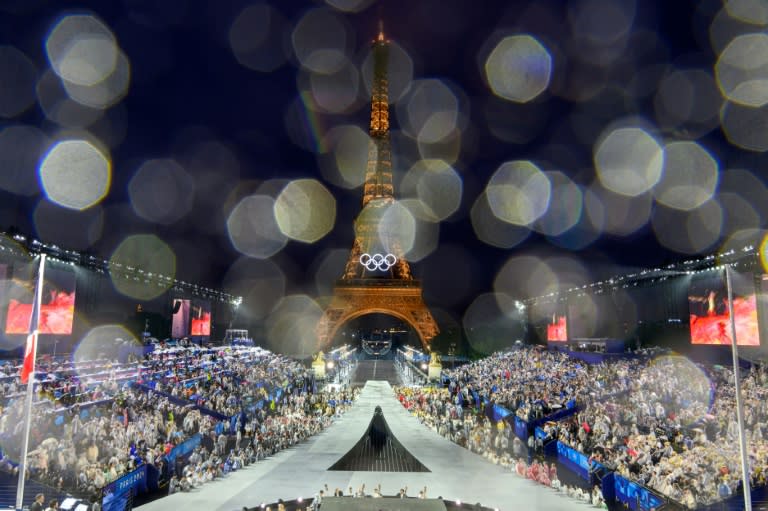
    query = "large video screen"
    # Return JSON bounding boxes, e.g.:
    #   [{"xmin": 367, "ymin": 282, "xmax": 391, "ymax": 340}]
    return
[
  {"xmin": 547, "ymin": 314, "xmax": 568, "ymax": 341},
  {"xmin": 567, "ymin": 293, "xmax": 625, "ymax": 338},
  {"xmin": 688, "ymin": 271, "xmax": 760, "ymax": 346},
  {"xmin": 191, "ymin": 300, "xmax": 211, "ymax": 336},
  {"xmin": 171, "ymin": 299, "xmax": 190, "ymax": 338},
  {"xmin": 5, "ymin": 264, "xmax": 76, "ymax": 335}
]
